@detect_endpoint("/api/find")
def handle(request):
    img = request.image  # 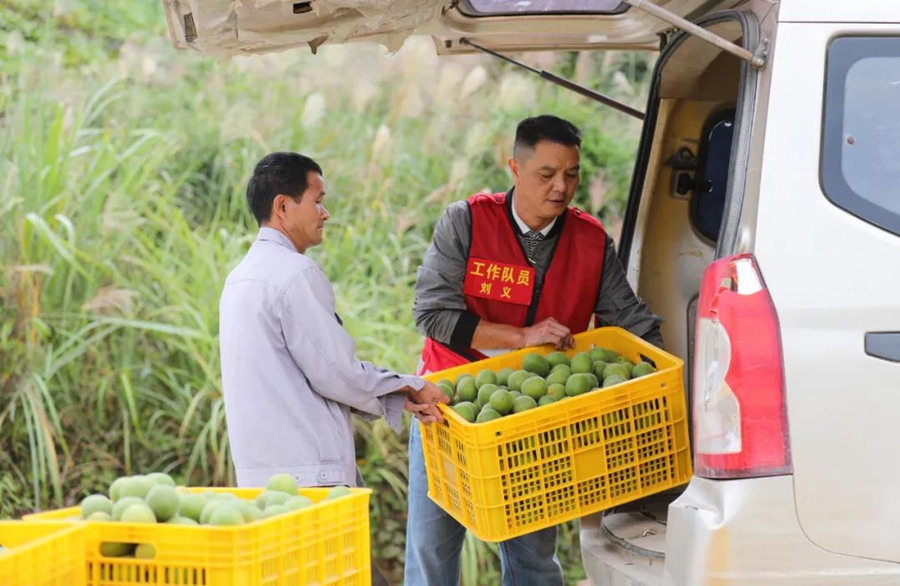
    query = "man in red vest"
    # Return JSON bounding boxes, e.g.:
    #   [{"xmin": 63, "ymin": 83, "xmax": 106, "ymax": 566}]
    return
[{"xmin": 404, "ymin": 115, "xmax": 663, "ymax": 586}]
